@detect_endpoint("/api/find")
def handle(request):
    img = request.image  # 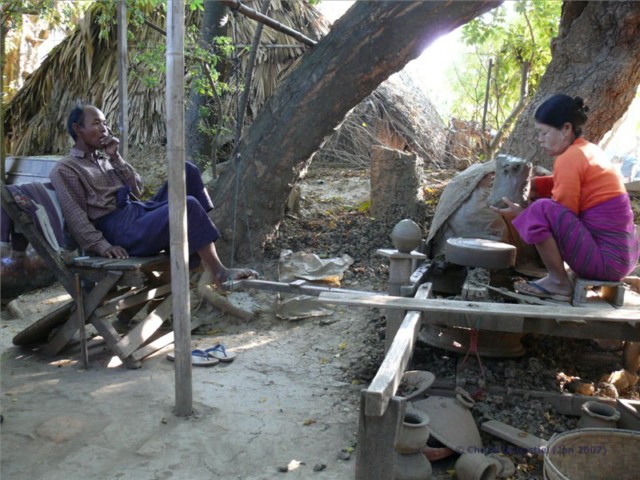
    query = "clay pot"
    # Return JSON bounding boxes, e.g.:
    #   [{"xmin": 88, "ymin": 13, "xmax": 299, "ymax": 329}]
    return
[
  {"xmin": 395, "ymin": 451, "xmax": 433, "ymax": 480},
  {"xmin": 390, "ymin": 219, "xmax": 422, "ymax": 253},
  {"xmin": 455, "ymin": 453, "xmax": 498, "ymax": 480},
  {"xmin": 396, "ymin": 410, "xmax": 430, "ymax": 454},
  {"xmin": 577, "ymin": 401, "xmax": 620, "ymax": 429}
]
